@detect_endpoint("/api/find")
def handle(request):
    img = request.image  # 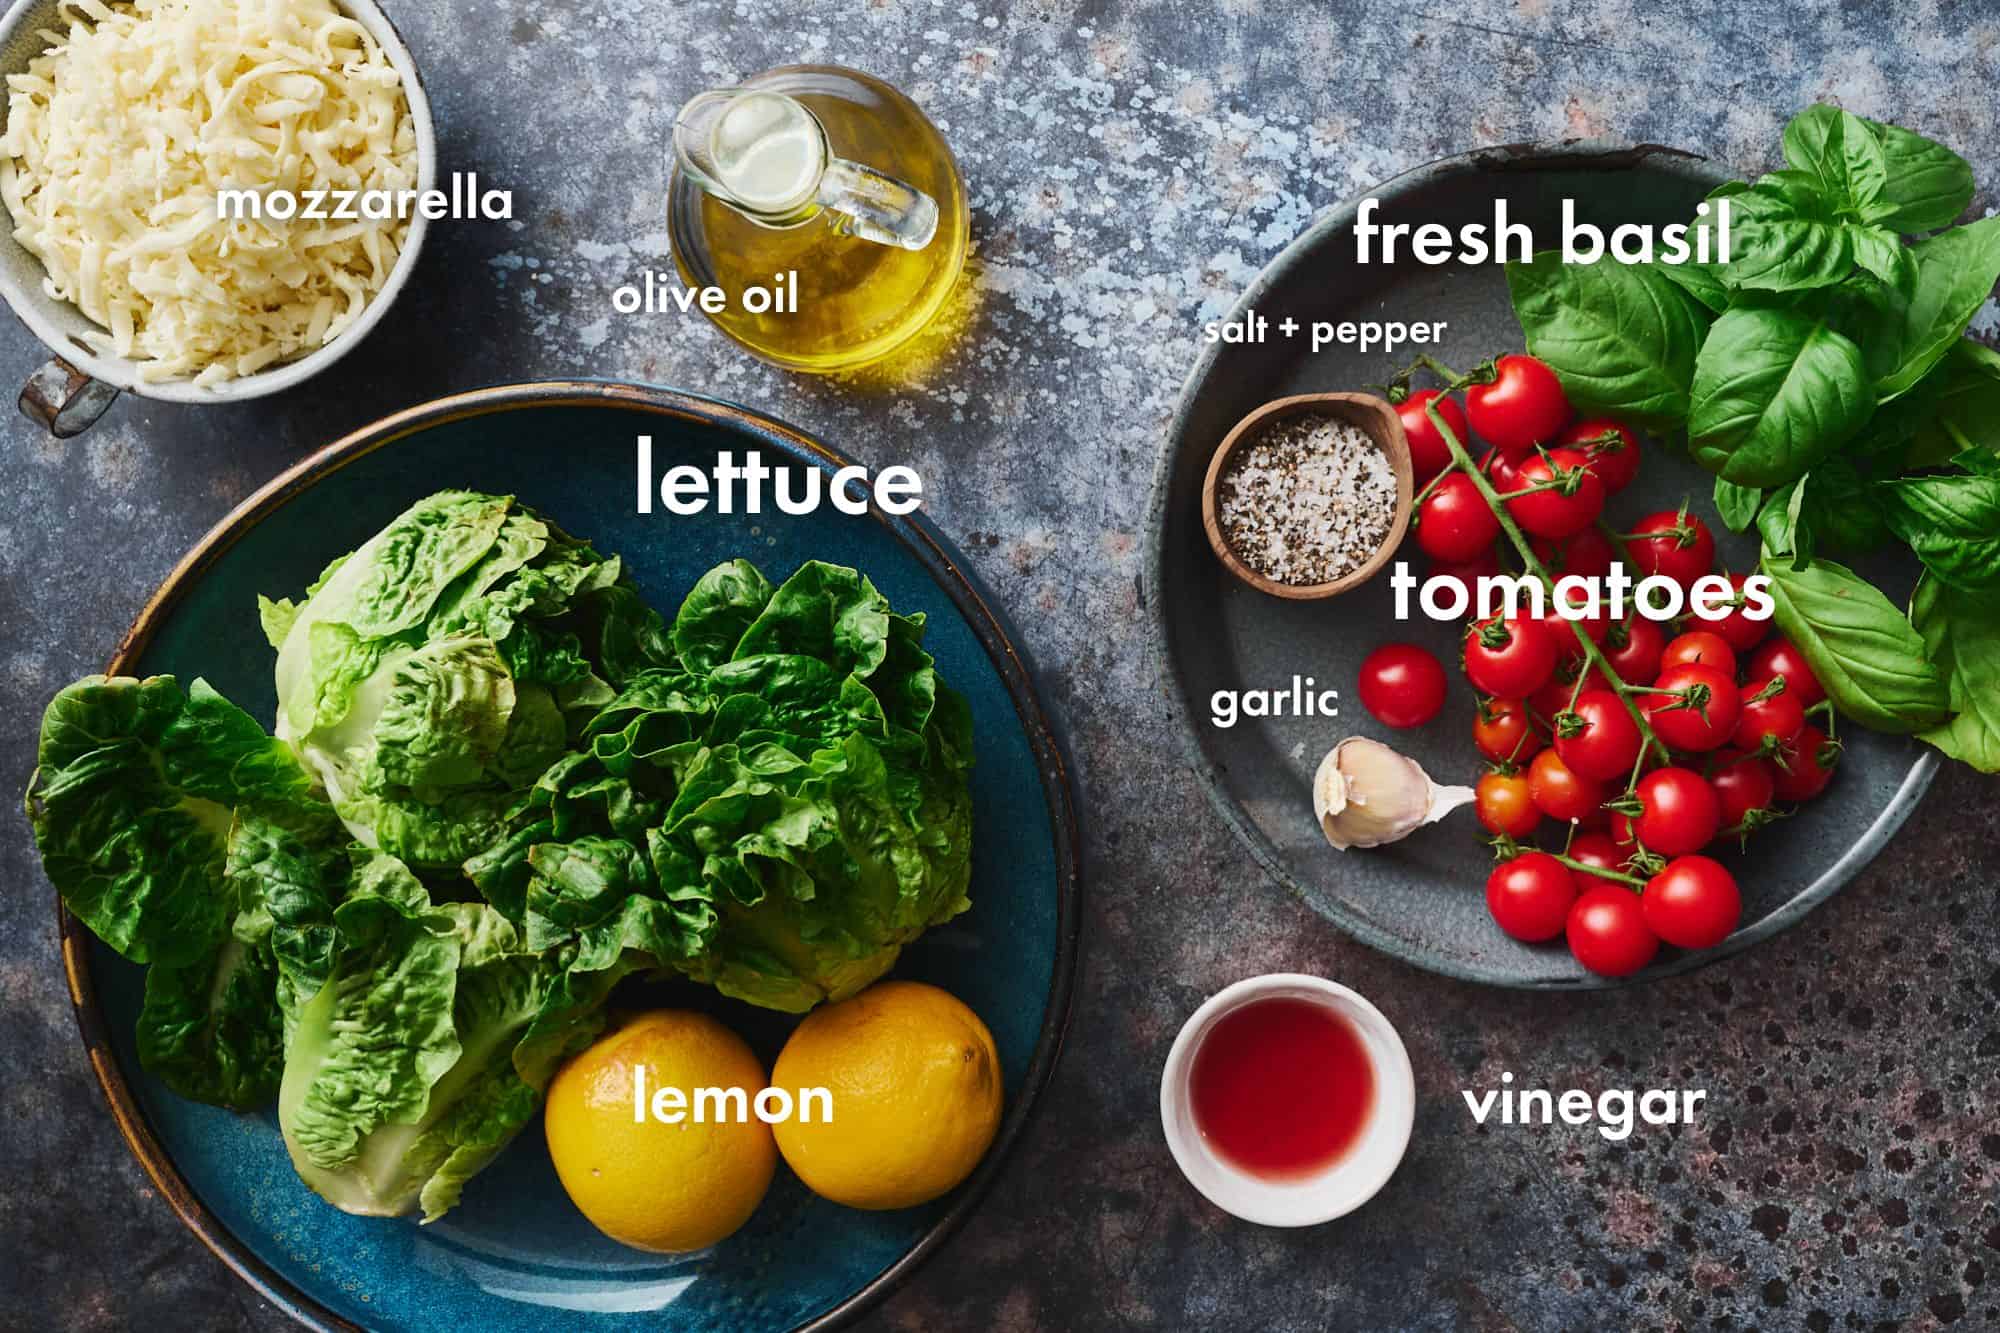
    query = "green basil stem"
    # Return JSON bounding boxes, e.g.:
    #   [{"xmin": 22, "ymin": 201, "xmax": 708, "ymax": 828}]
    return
[{"xmin": 1421, "ymin": 392, "xmax": 1671, "ymax": 772}]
